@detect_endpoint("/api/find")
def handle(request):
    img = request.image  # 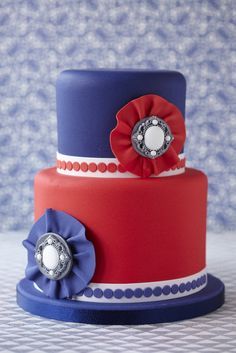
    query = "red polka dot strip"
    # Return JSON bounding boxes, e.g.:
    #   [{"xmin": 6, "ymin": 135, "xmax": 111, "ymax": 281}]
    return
[
  {"xmin": 61, "ymin": 161, "xmax": 66, "ymax": 170},
  {"xmin": 118, "ymin": 164, "xmax": 126, "ymax": 173},
  {"xmin": 73, "ymin": 162, "xmax": 80, "ymax": 171},
  {"xmin": 89, "ymin": 163, "xmax": 97, "ymax": 172},
  {"xmin": 107, "ymin": 163, "xmax": 118, "ymax": 173},
  {"xmin": 56, "ymin": 158, "xmax": 186, "ymax": 175},
  {"xmin": 98, "ymin": 163, "xmax": 107, "ymax": 173},
  {"xmin": 66, "ymin": 161, "xmax": 73, "ymax": 171},
  {"xmin": 81, "ymin": 162, "xmax": 88, "ymax": 172}
]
